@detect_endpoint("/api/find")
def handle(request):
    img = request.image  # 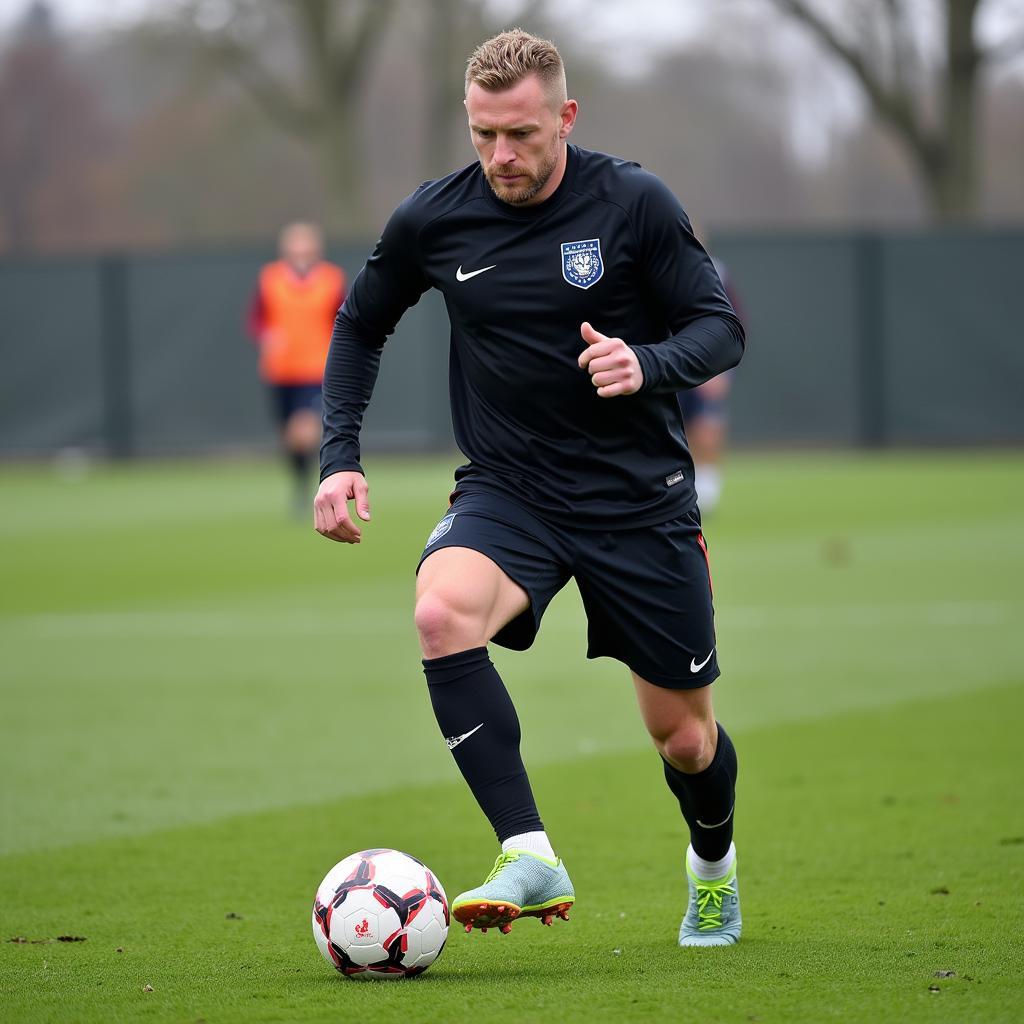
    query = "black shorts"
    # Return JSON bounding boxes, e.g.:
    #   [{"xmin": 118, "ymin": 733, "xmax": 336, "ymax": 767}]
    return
[
  {"xmin": 417, "ymin": 490, "xmax": 719, "ymax": 690},
  {"xmin": 270, "ymin": 383, "xmax": 322, "ymax": 425},
  {"xmin": 679, "ymin": 388, "xmax": 728, "ymax": 423}
]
